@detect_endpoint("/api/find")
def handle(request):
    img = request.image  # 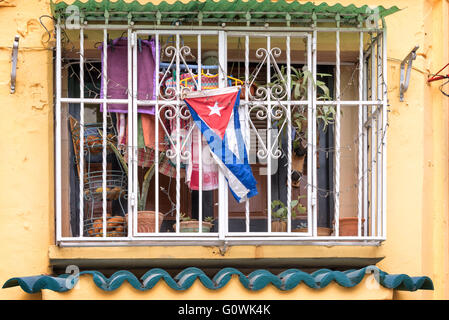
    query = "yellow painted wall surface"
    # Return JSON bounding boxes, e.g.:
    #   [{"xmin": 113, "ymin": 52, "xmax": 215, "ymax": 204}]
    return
[
  {"xmin": 0, "ymin": 0, "xmax": 448, "ymax": 300},
  {"xmin": 0, "ymin": 0, "xmax": 54, "ymax": 300}
]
